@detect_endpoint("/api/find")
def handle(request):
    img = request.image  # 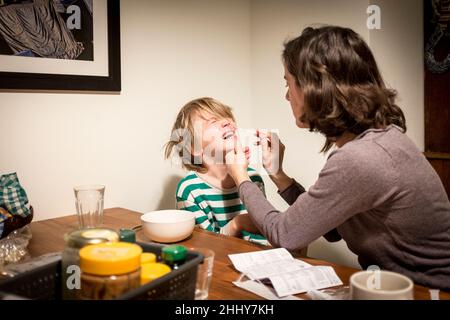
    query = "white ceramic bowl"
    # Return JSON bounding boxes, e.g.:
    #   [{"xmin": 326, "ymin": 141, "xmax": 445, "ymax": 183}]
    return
[{"xmin": 140, "ymin": 210, "xmax": 195, "ymax": 243}]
